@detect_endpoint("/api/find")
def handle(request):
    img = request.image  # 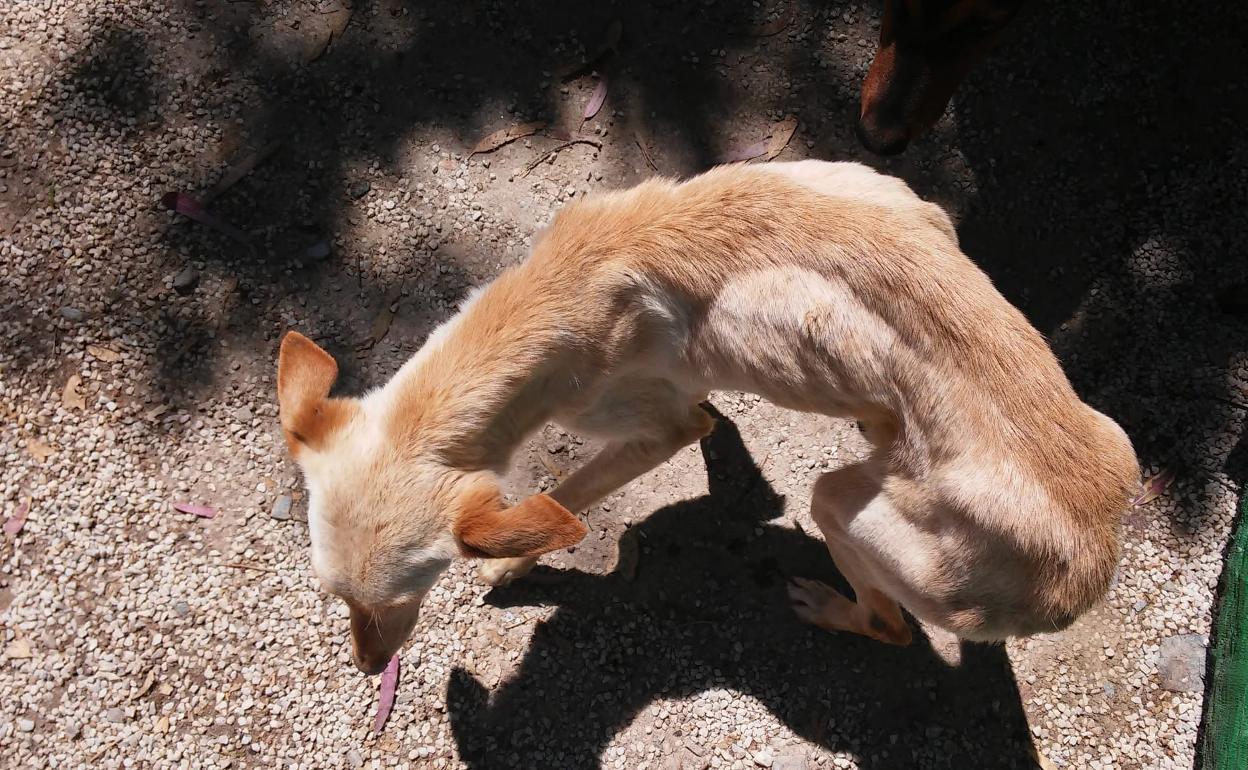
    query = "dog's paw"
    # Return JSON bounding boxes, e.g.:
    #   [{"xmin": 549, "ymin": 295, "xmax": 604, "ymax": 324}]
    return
[
  {"xmin": 478, "ymin": 556, "xmax": 538, "ymax": 587},
  {"xmin": 788, "ymin": 577, "xmax": 913, "ymax": 645},
  {"xmin": 787, "ymin": 577, "xmax": 847, "ymax": 628}
]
